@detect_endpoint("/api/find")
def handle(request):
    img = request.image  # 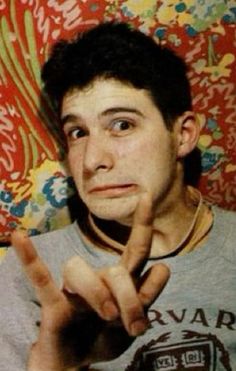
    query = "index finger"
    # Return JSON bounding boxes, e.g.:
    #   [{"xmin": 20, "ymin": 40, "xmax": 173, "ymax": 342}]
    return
[
  {"xmin": 120, "ymin": 193, "xmax": 154, "ymax": 274},
  {"xmin": 11, "ymin": 230, "xmax": 64, "ymax": 307}
]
